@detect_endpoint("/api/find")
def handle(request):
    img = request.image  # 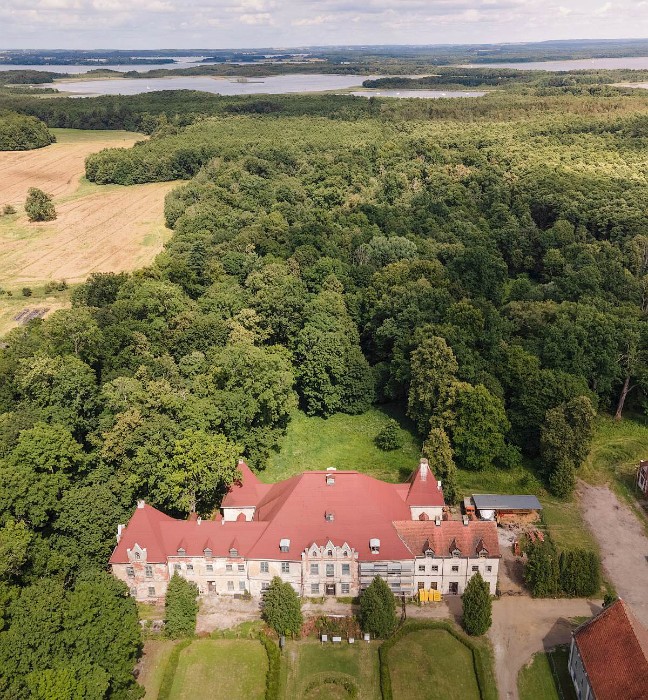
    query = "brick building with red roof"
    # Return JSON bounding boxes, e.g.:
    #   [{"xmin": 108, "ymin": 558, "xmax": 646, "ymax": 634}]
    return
[
  {"xmin": 568, "ymin": 599, "xmax": 648, "ymax": 700},
  {"xmin": 110, "ymin": 458, "xmax": 500, "ymax": 602}
]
